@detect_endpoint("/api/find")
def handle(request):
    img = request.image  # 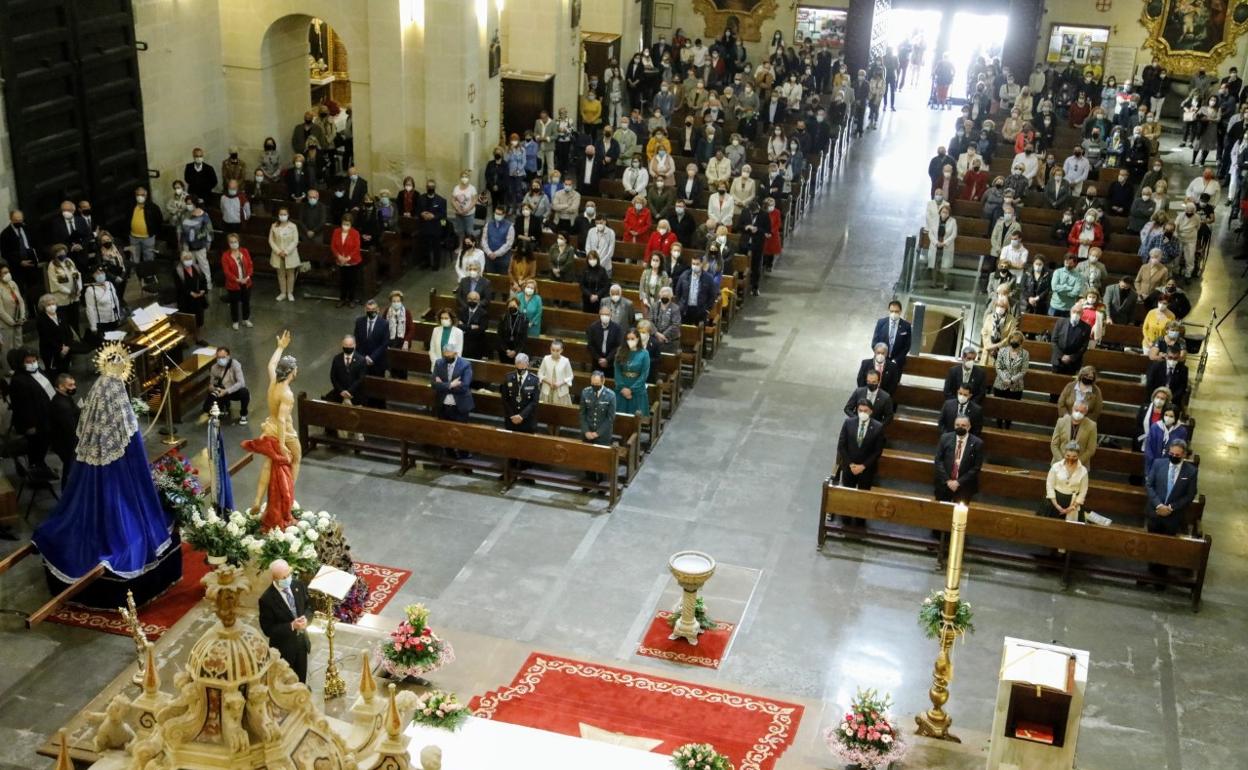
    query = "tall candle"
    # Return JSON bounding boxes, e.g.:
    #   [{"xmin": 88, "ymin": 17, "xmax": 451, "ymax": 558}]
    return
[{"xmin": 946, "ymin": 504, "xmax": 969, "ymax": 591}]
